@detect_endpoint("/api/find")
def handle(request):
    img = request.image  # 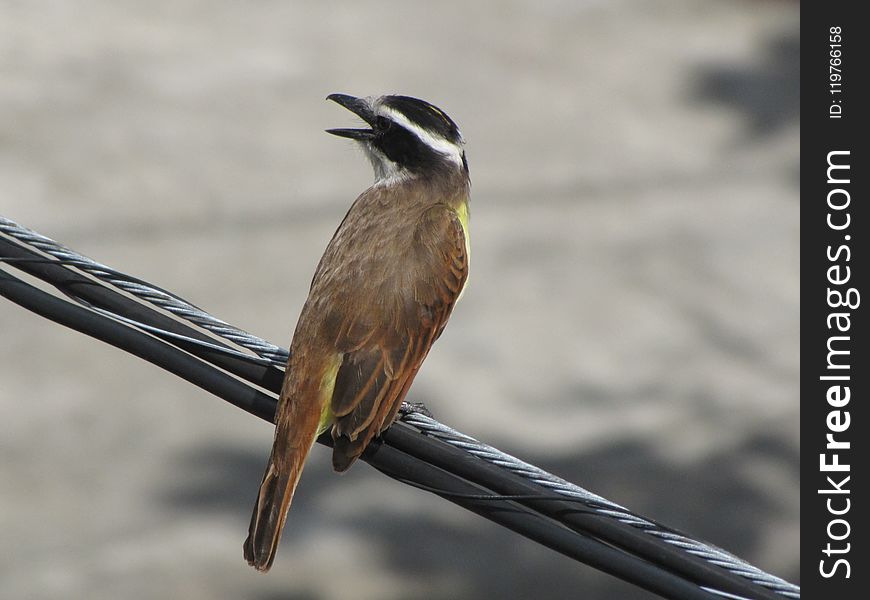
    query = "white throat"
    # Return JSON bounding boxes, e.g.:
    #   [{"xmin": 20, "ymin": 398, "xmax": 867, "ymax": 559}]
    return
[{"xmin": 362, "ymin": 144, "xmax": 413, "ymax": 185}]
